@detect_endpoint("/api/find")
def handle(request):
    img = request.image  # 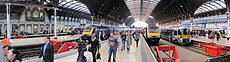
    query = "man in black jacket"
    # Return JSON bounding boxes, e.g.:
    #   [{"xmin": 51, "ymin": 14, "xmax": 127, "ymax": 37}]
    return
[
  {"xmin": 39, "ymin": 36, "xmax": 54, "ymax": 62},
  {"xmin": 90, "ymin": 34, "xmax": 100, "ymax": 62}
]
